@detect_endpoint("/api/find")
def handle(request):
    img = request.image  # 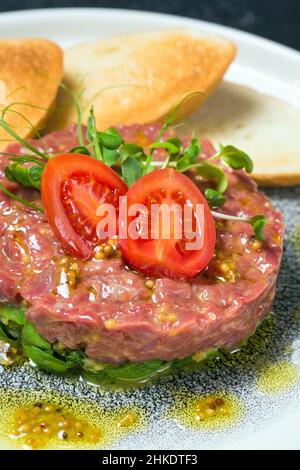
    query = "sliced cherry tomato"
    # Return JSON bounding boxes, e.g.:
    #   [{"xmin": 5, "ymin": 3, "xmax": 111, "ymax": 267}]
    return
[
  {"xmin": 41, "ymin": 154, "xmax": 128, "ymax": 260},
  {"xmin": 119, "ymin": 168, "xmax": 216, "ymax": 280}
]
